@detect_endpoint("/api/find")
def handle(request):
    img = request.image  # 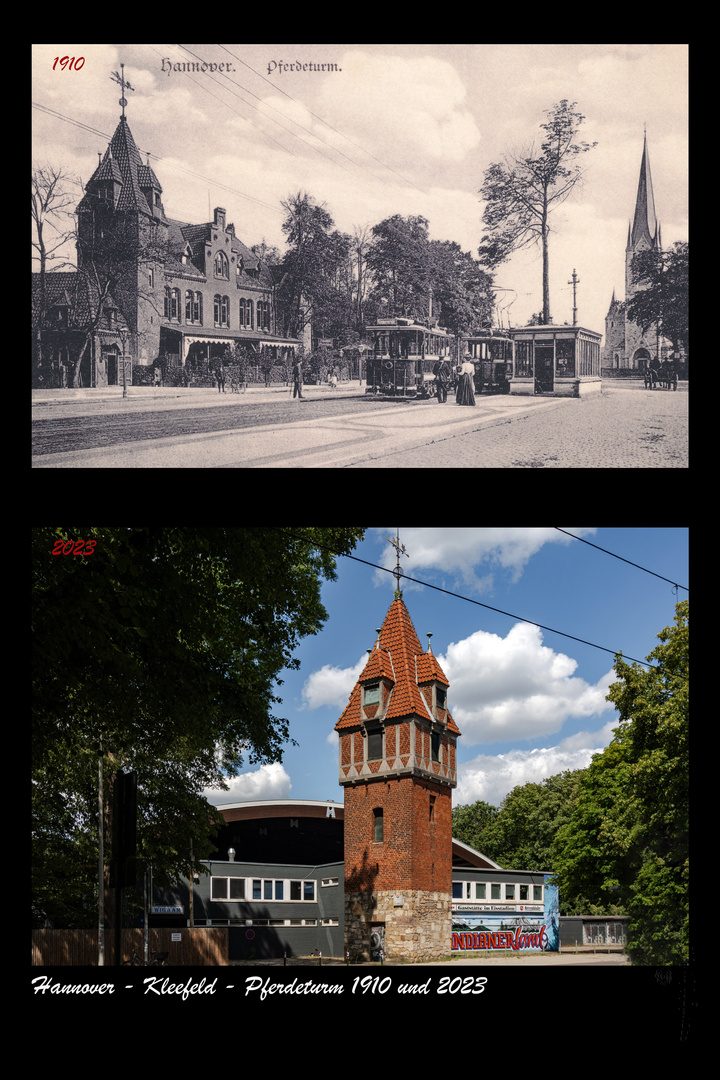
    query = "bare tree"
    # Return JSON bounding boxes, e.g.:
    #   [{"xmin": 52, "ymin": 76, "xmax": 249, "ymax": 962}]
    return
[
  {"xmin": 32, "ymin": 166, "xmax": 78, "ymax": 370},
  {"xmin": 478, "ymin": 100, "xmax": 596, "ymax": 323}
]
